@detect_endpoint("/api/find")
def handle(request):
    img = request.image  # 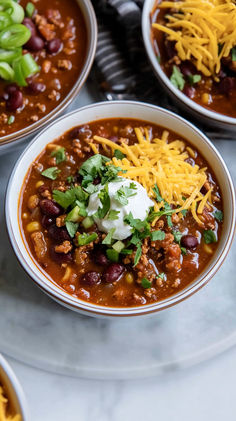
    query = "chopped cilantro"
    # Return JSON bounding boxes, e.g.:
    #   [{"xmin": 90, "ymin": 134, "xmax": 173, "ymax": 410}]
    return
[
  {"xmin": 150, "ymin": 230, "xmax": 165, "ymax": 241},
  {"xmin": 79, "ymin": 154, "xmax": 125, "ymax": 187},
  {"xmin": 173, "ymin": 230, "xmax": 182, "ymax": 244},
  {"xmin": 51, "ymin": 147, "xmax": 66, "ymax": 164},
  {"xmin": 188, "ymin": 74, "xmax": 201, "ymax": 85},
  {"xmin": 107, "ymin": 210, "xmax": 120, "ymax": 220},
  {"xmin": 124, "ymin": 212, "xmax": 149, "ymax": 232},
  {"xmin": 153, "ymin": 184, "xmax": 163, "ymax": 202},
  {"xmin": 157, "ymin": 272, "xmax": 165, "ymax": 280},
  {"xmin": 78, "ymin": 232, "xmax": 98, "ymax": 246},
  {"xmin": 134, "ymin": 243, "xmax": 142, "ymax": 266},
  {"xmin": 53, "ymin": 186, "xmax": 88, "ymax": 209},
  {"xmin": 83, "ymin": 183, "xmax": 98, "ymax": 194},
  {"xmin": 96, "ymin": 184, "xmax": 110, "ymax": 219},
  {"xmin": 214, "ymin": 210, "xmax": 223, "ymax": 222},
  {"xmin": 102, "ymin": 228, "xmax": 116, "ymax": 245},
  {"xmin": 167, "ymin": 215, "xmax": 173, "ymax": 227},
  {"xmin": 232, "ymin": 47, "xmax": 236, "ymax": 61},
  {"xmin": 141, "ymin": 278, "xmax": 152, "ymax": 289},
  {"xmin": 66, "ymin": 176, "xmax": 74, "ymax": 184},
  {"xmin": 65, "ymin": 221, "xmax": 78, "ymax": 238},
  {"xmin": 181, "ymin": 209, "xmax": 188, "ymax": 217},
  {"xmin": 181, "ymin": 247, "xmax": 187, "ymax": 255},
  {"xmin": 120, "ymin": 248, "xmax": 133, "ymax": 255},
  {"xmin": 203, "ymin": 230, "xmax": 217, "ymax": 244},
  {"xmin": 114, "ymin": 183, "xmax": 137, "ymax": 206},
  {"xmin": 42, "ymin": 167, "xmax": 61, "ymax": 180},
  {"xmin": 114, "ymin": 149, "xmax": 126, "ymax": 160},
  {"xmin": 170, "ymin": 65, "xmax": 185, "ymax": 90}
]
